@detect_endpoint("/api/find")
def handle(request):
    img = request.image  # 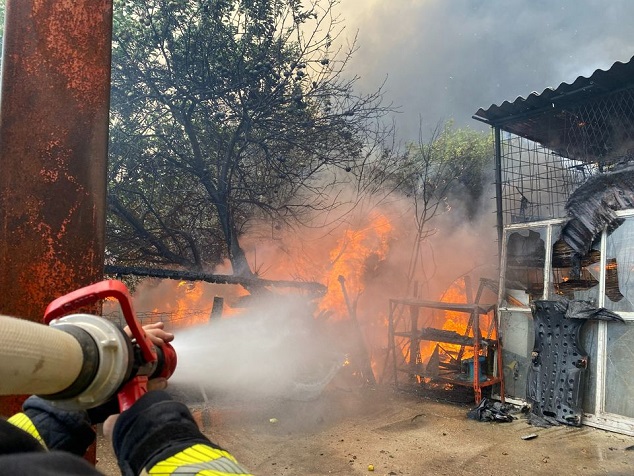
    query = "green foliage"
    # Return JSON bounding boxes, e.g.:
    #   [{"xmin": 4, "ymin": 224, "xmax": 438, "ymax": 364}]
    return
[
  {"xmin": 107, "ymin": 0, "xmax": 390, "ymax": 274},
  {"xmin": 396, "ymin": 121, "xmax": 493, "ymax": 221}
]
